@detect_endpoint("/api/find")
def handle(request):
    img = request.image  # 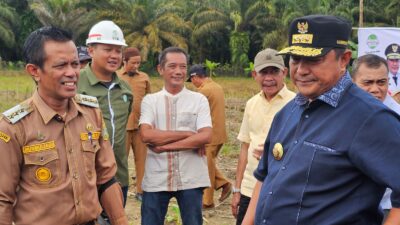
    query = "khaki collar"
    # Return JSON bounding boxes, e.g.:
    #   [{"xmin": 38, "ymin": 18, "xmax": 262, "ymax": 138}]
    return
[{"xmin": 32, "ymin": 91, "xmax": 83, "ymax": 125}]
